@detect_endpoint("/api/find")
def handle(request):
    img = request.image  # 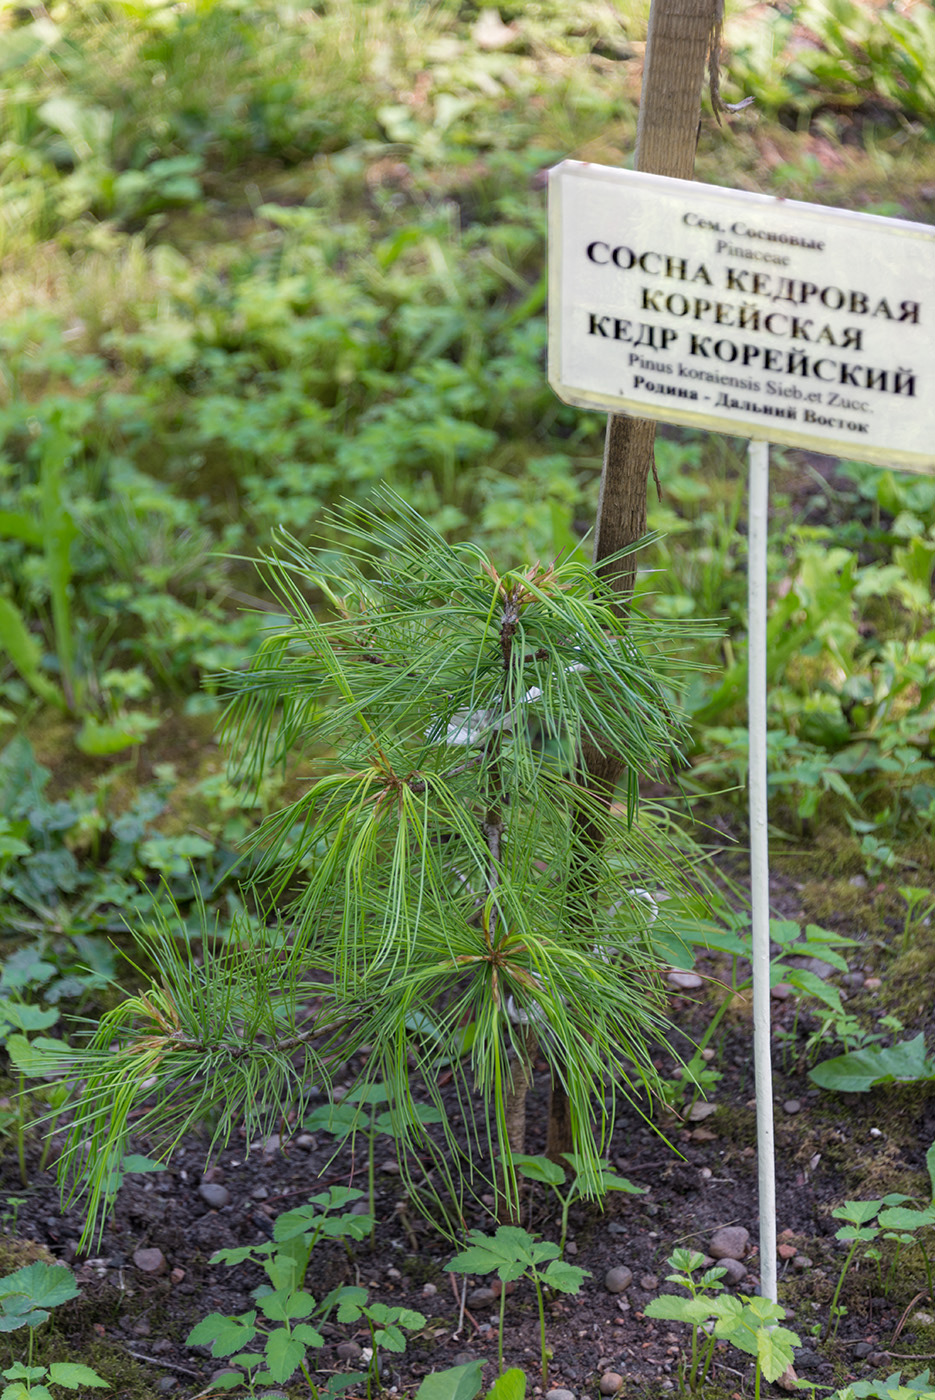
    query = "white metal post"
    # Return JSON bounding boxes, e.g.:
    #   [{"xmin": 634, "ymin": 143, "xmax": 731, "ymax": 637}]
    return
[{"xmin": 748, "ymin": 437, "xmax": 778, "ymax": 1304}]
